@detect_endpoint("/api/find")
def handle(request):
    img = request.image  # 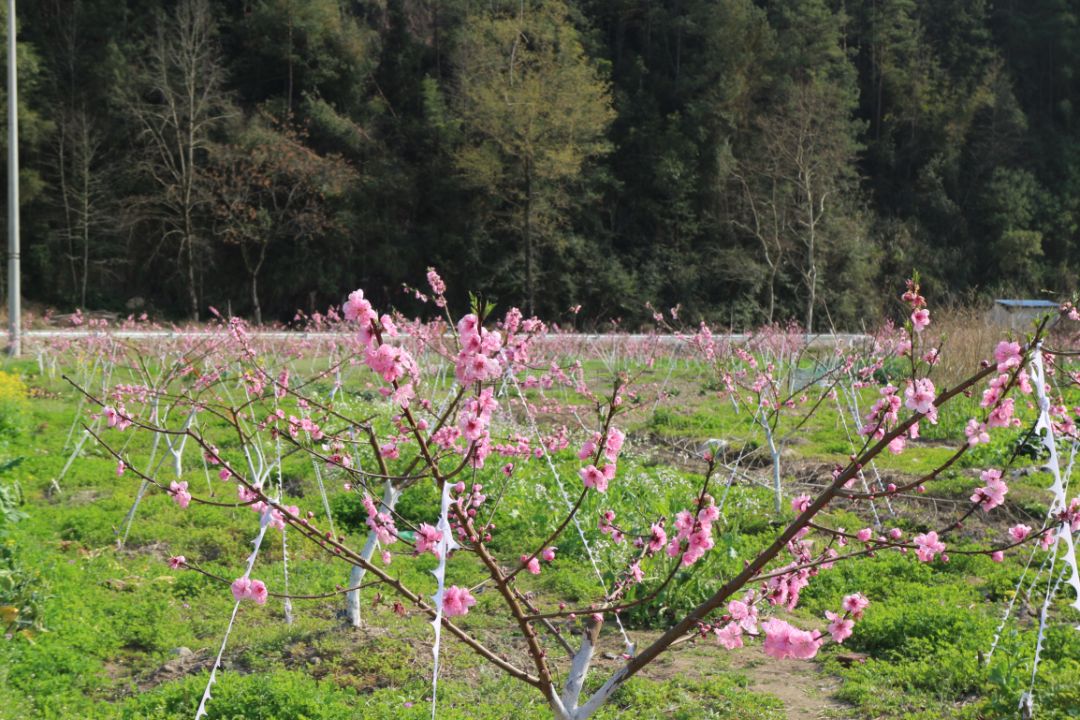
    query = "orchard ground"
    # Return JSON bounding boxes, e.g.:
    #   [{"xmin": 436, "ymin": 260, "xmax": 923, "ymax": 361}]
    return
[{"xmin": 0, "ymin": 324, "xmax": 1078, "ymax": 720}]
